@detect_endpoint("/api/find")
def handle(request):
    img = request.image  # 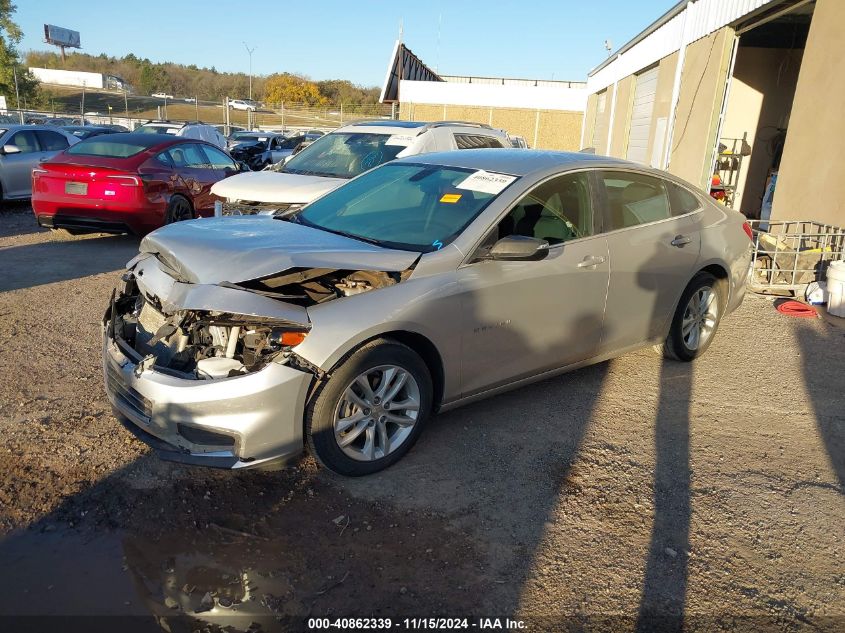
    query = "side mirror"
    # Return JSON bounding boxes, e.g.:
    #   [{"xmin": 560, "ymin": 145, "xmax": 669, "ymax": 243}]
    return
[
  {"xmin": 488, "ymin": 235, "xmax": 550, "ymax": 261},
  {"xmin": 1, "ymin": 144, "xmax": 21, "ymax": 155},
  {"xmin": 237, "ymin": 161, "xmax": 251, "ymax": 172}
]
